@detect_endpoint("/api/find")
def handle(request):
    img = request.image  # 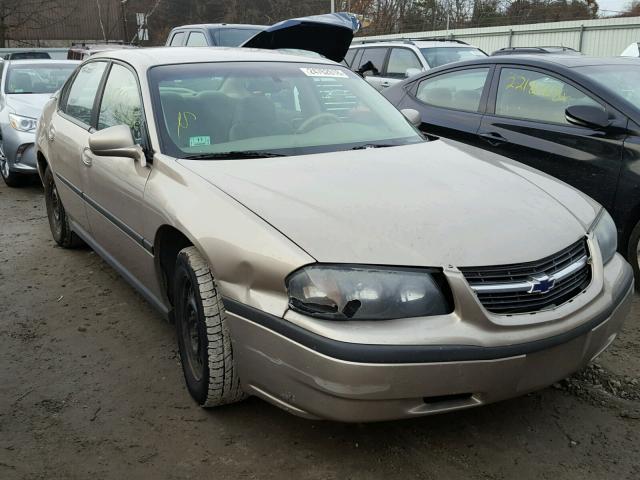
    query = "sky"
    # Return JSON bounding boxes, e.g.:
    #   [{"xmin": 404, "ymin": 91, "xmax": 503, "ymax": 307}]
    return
[{"xmin": 598, "ymin": 0, "xmax": 633, "ymax": 15}]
